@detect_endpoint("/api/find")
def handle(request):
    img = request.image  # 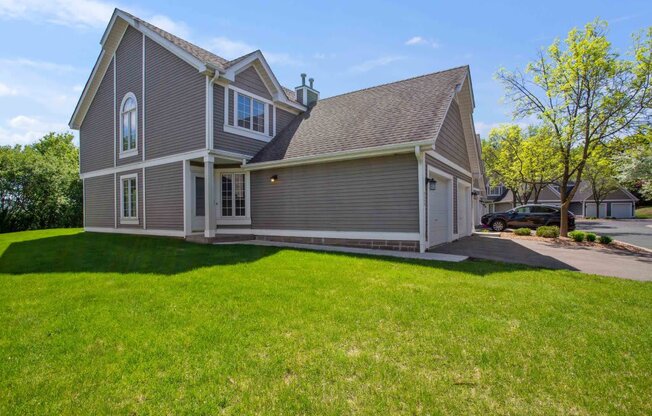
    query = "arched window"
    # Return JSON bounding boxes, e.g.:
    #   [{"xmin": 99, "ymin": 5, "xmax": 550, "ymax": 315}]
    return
[{"xmin": 120, "ymin": 93, "xmax": 137, "ymax": 155}]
